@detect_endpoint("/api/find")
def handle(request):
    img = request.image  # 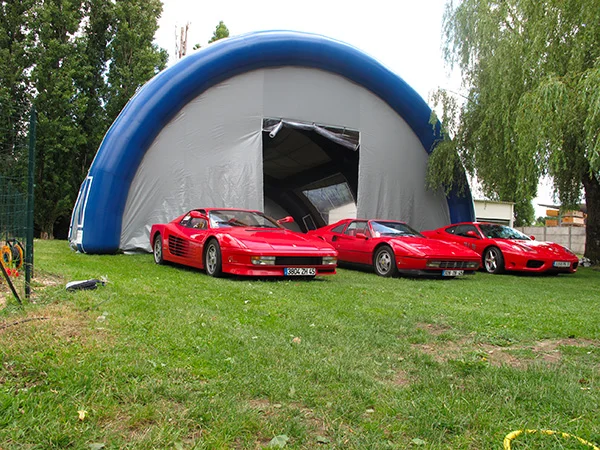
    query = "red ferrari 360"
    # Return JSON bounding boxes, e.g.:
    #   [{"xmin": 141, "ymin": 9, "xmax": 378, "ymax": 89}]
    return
[
  {"xmin": 421, "ymin": 222, "xmax": 579, "ymax": 275},
  {"xmin": 150, "ymin": 208, "xmax": 337, "ymax": 278},
  {"xmin": 308, "ymin": 219, "xmax": 481, "ymax": 277}
]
